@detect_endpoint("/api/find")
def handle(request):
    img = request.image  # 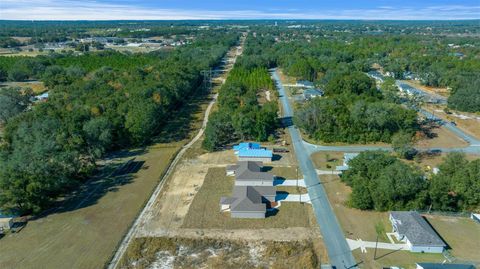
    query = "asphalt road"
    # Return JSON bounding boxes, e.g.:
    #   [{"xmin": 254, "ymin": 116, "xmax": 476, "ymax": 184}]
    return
[{"xmin": 271, "ymin": 69, "xmax": 358, "ymax": 268}]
